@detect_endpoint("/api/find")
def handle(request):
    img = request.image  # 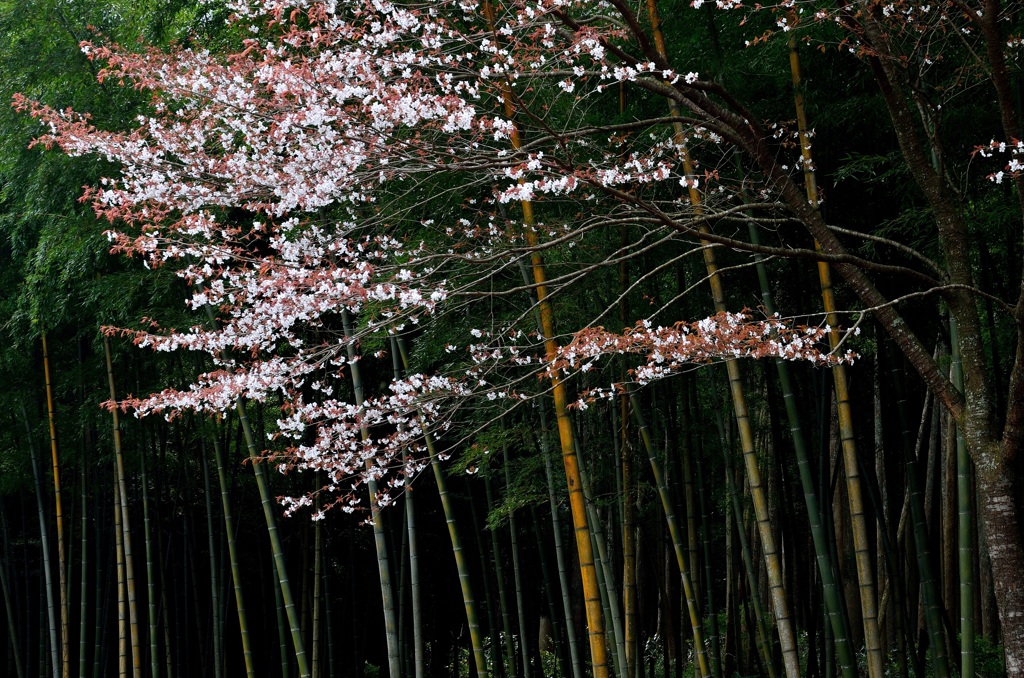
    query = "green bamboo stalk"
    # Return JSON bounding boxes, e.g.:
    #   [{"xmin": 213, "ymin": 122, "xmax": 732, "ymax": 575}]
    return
[
  {"xmin": 340, "ymin": 314, "xmax": 398, "ymax": 678},
  {"xmin": 209, "ymin": 422, "xmax": 255, "ymax": 678},
  {"xmin": 694, "ymin": 441, "xmax": 722, "ymax": 678},
  {"xmin": 236, "ymin": 400, "xmax": 310, "ymax": 678},
  {"xmin": 196, "ymin": 299, "xmax": 308, "ymax": 678},
  {"xmin": 631, "ymin": 393, "xmax": 711, "ymax": 677},
  {"xmin": 113, "ymin": 455, "xmax": 127, "ymax": 678},
  {"xmin": 312, "ymin": 517, "xmax": 322, "ymax": 678},
  {"xmin": 746, "ymin": 223, "xmax": 857, "ymax": 676},
  {"xmin": 0, "ymin": 497, "xmax": 25, "ymax": 678},
  {"xmin": 22, "ymin": 402, "xmax": 60, "ymax": 678},
  {"xmin": 642, "ymin": 0, "xmax": 799, "ymax": 668},
  {"xmin": 617, "ymin": 398, "xmax": 638, "ymax": 678},
  {"xmin": 79, "ymin": 461, "xmax": 88, "ymax": 678},
  {"xmin": 536, "ymin": 403, "xmax": 584, "ymax": 678},
  {"xmin": 467, "ymin": 480, "xmax": 503, "ymax": 677},
  {"xmin": 783, "ymin": 32, "xmax": 887, "ymax": 677},
  {"xmin": 889, "ymin": 354, "xmax": 947, "ymax": 675},
  {"xmin": 139, "ymin": 440, "xmax": 161, "ymax": 678},
  {"xmin": 714, "ymin": 413, "xmax": 777, "ymax": 678},
  {"xmin": 907, "ymin": 394, "xmax": 951, "ymax": 677},
  {"xmin": 501, "ymin": 436, "xmax": 532, "ymax": 678},
  {"xmin": 575, "ymin": 451, "xmax": 626, "ymax": 678},
  {"xmin": 273, "ymin": 555, "xmax": 290, "ymax": 678},
  {"xmin": 390, "ymin": 342, "xmax": 424, "ymax": 678},
  {"xmin": 42, "ymin": 335, "xmax": 70, "ymax": 678},
  {"xmin": 949, "ymin": 317, "xmax": 974, "ymax": 678},
  {"xmin": 199, "ymin": 439, "xmax": 223, "ymax": 678},
  {"xmin": 395, "ymin": 337, "xmax": 488, "ymax": 677},
  {"xmin": 484, "ymin": 465, "xmax": 517, "ymax": 678}
]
